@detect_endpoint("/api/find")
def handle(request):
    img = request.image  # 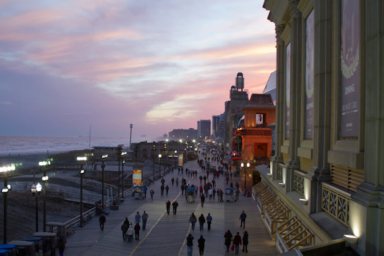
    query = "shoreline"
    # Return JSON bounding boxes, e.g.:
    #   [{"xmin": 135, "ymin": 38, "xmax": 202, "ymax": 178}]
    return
[{"xmin": 0, "ymin": 149, "xmax": 94, "ymax": 173}]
